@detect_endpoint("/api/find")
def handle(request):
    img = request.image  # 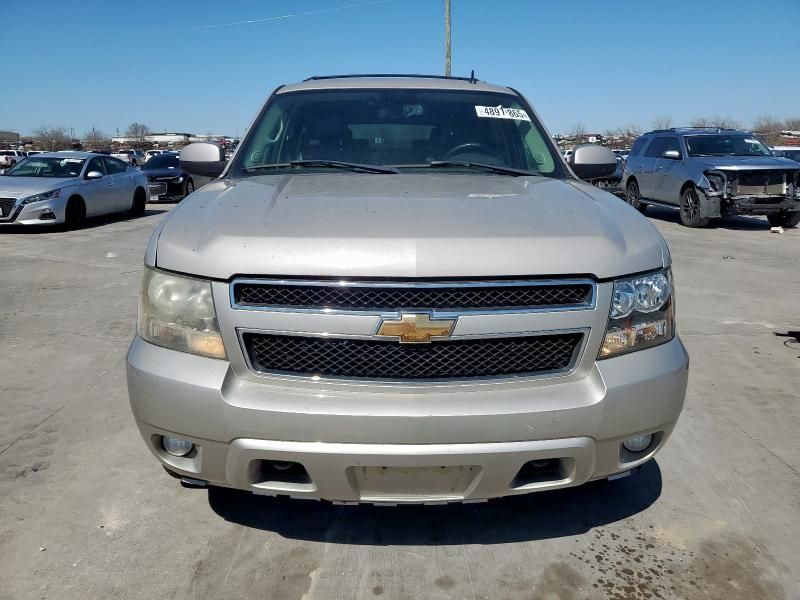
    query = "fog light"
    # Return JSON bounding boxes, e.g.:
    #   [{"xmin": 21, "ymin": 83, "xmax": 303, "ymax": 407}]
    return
[
  {"xmin": 162, "ymin": 436, "xmax": 194, "ymax": 457},
  {"xmin": 39, "ymin": 209, "xmax": 56, "ymax": 220},
  {"xmin": 623, "ymin": 434, "xmax": 653, "ymax": 453}
]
